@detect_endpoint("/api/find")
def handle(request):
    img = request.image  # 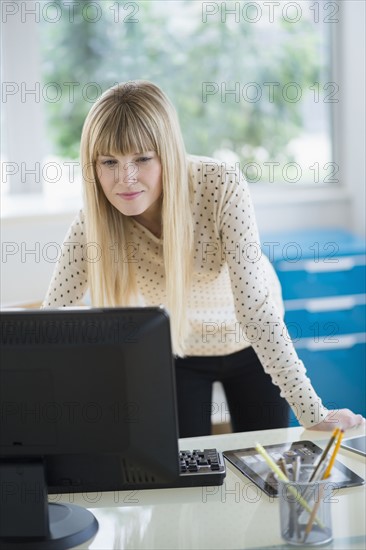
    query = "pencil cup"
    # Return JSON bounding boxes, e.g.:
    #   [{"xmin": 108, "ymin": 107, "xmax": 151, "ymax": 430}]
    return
[{"xmin": 277, "ymin": 467, "xmax": 333, "ymax": 546}]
